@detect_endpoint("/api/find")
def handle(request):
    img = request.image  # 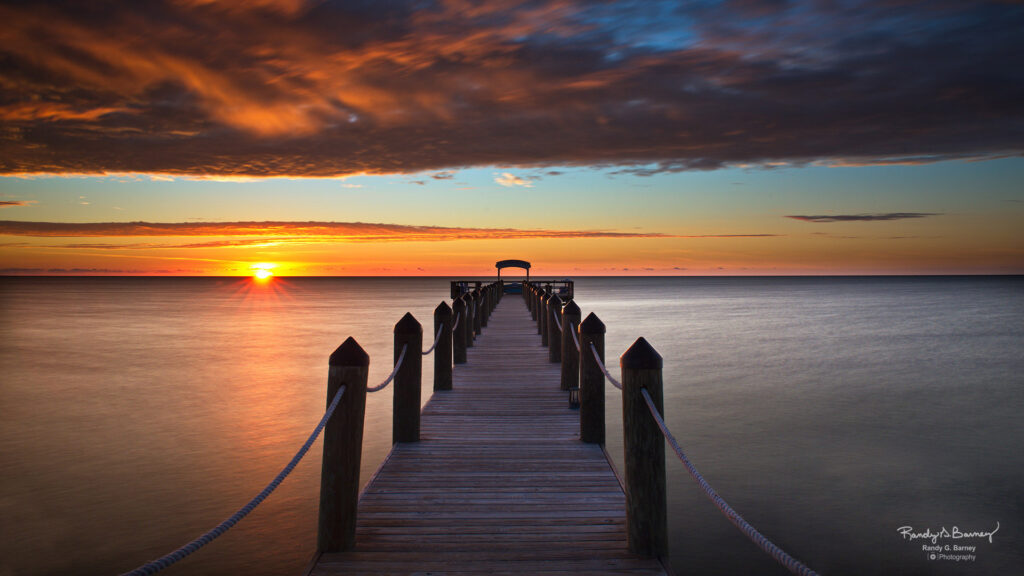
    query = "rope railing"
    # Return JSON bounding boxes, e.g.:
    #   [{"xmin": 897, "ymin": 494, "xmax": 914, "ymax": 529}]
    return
[
  {"xmin": 589, "ymin": 342, "xmax": 623, "ymax": 390},
  {"xmin": 639, "ymin": 388, "xmax": 819, "ymax": 576},
  {"xmin": 552, "ymin": 311, "xmax": 563, "ymax": 332},
  {"xmin": 451, "ymin": 312, "xmax": 461, "ymax": 332},
  {"xmin": 570, "ymin": 325, "xmax": 581, "ymax": 353},
  {"xmin": 421, "ymin": 324, "xmax": 444, "ymax": 355},
  {"xmin": 367, "ymin": 344, "xmax": 407, "ymax": 393},
  {"xmin": 119, "ymin": 384, "xmax": 347, "ymax": 576}
]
